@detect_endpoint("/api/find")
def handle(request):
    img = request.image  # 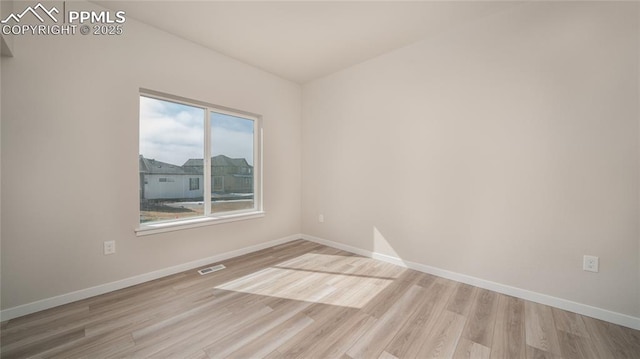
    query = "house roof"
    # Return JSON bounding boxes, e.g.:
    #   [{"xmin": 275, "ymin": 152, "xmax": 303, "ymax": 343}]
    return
[
  {"xmin": 183, "ymin": 155, "xmax": 251, "ymax": 168},
  {"xmin": 139, "ymin": 155, "xmax": 187, "ymax": 175},
  {"xmin": 140, "ymin": 155, "xmax": 252, "ymax": 175}
]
